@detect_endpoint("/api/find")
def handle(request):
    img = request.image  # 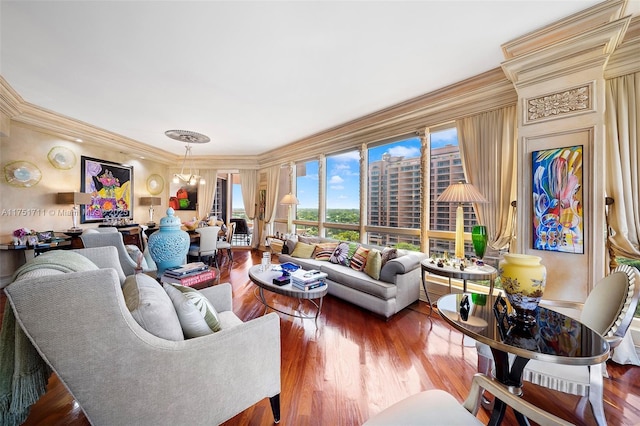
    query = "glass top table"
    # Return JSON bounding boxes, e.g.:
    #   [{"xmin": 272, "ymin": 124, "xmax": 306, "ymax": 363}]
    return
[{"xmin": 437, "ymin": 293, "xmax": 610, "ymax": 425}]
